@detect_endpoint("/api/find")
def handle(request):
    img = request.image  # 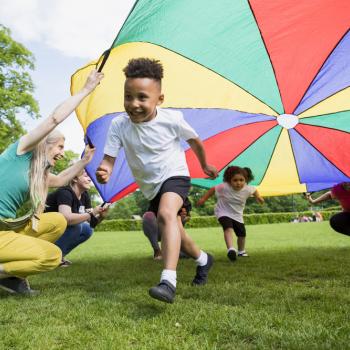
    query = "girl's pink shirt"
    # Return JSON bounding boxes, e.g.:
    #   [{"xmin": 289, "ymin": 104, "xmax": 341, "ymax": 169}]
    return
[{"xmin": 331, "ymin": 183, "xmax": 350, "ymax": 212}]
